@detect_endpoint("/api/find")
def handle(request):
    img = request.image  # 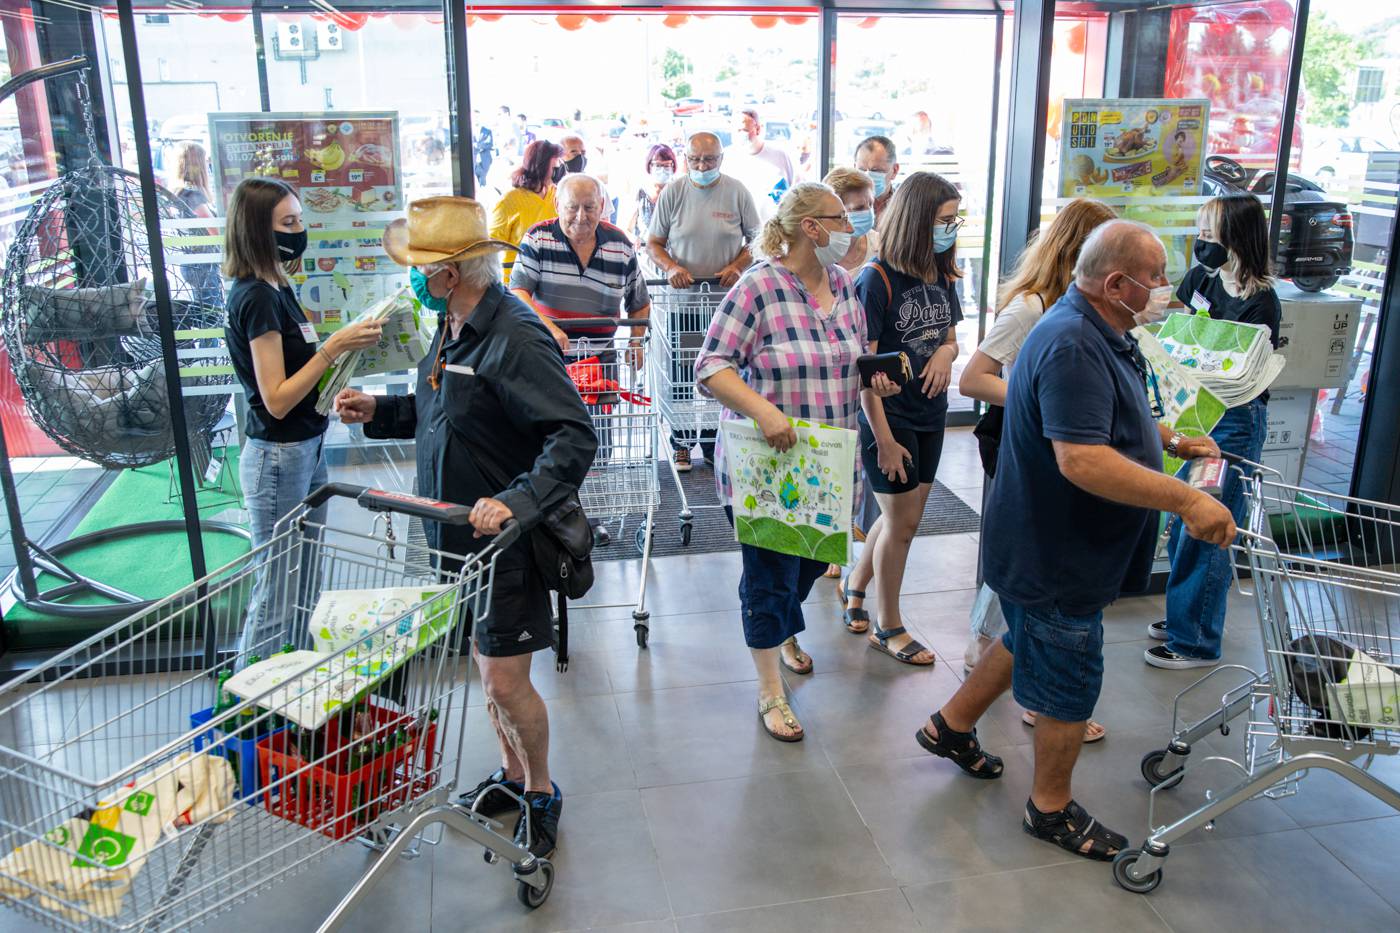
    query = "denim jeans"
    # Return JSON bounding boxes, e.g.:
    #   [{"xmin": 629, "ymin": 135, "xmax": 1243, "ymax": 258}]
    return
[
  {"xmin": 1163, "ymin": 399, "xmax": 1268, "ymax": 659},
  {"xmin": 1000, "ymin": 596, "xmax": 1105, "ymax": 722},
  {"xmin": 236, "ymin": 435, "xmax": 328, "ymax": 661}
]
